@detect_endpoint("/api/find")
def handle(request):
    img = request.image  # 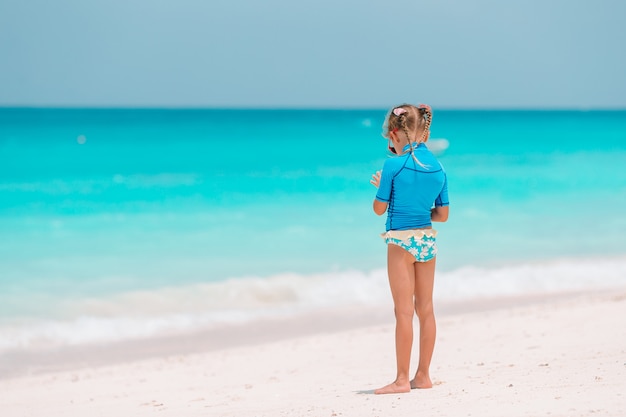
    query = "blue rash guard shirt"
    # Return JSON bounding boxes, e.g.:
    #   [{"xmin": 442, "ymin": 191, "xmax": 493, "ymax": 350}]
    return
[{"xmin": 375, "ymin": 142, "xmax": 449, "ymax": 231}]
